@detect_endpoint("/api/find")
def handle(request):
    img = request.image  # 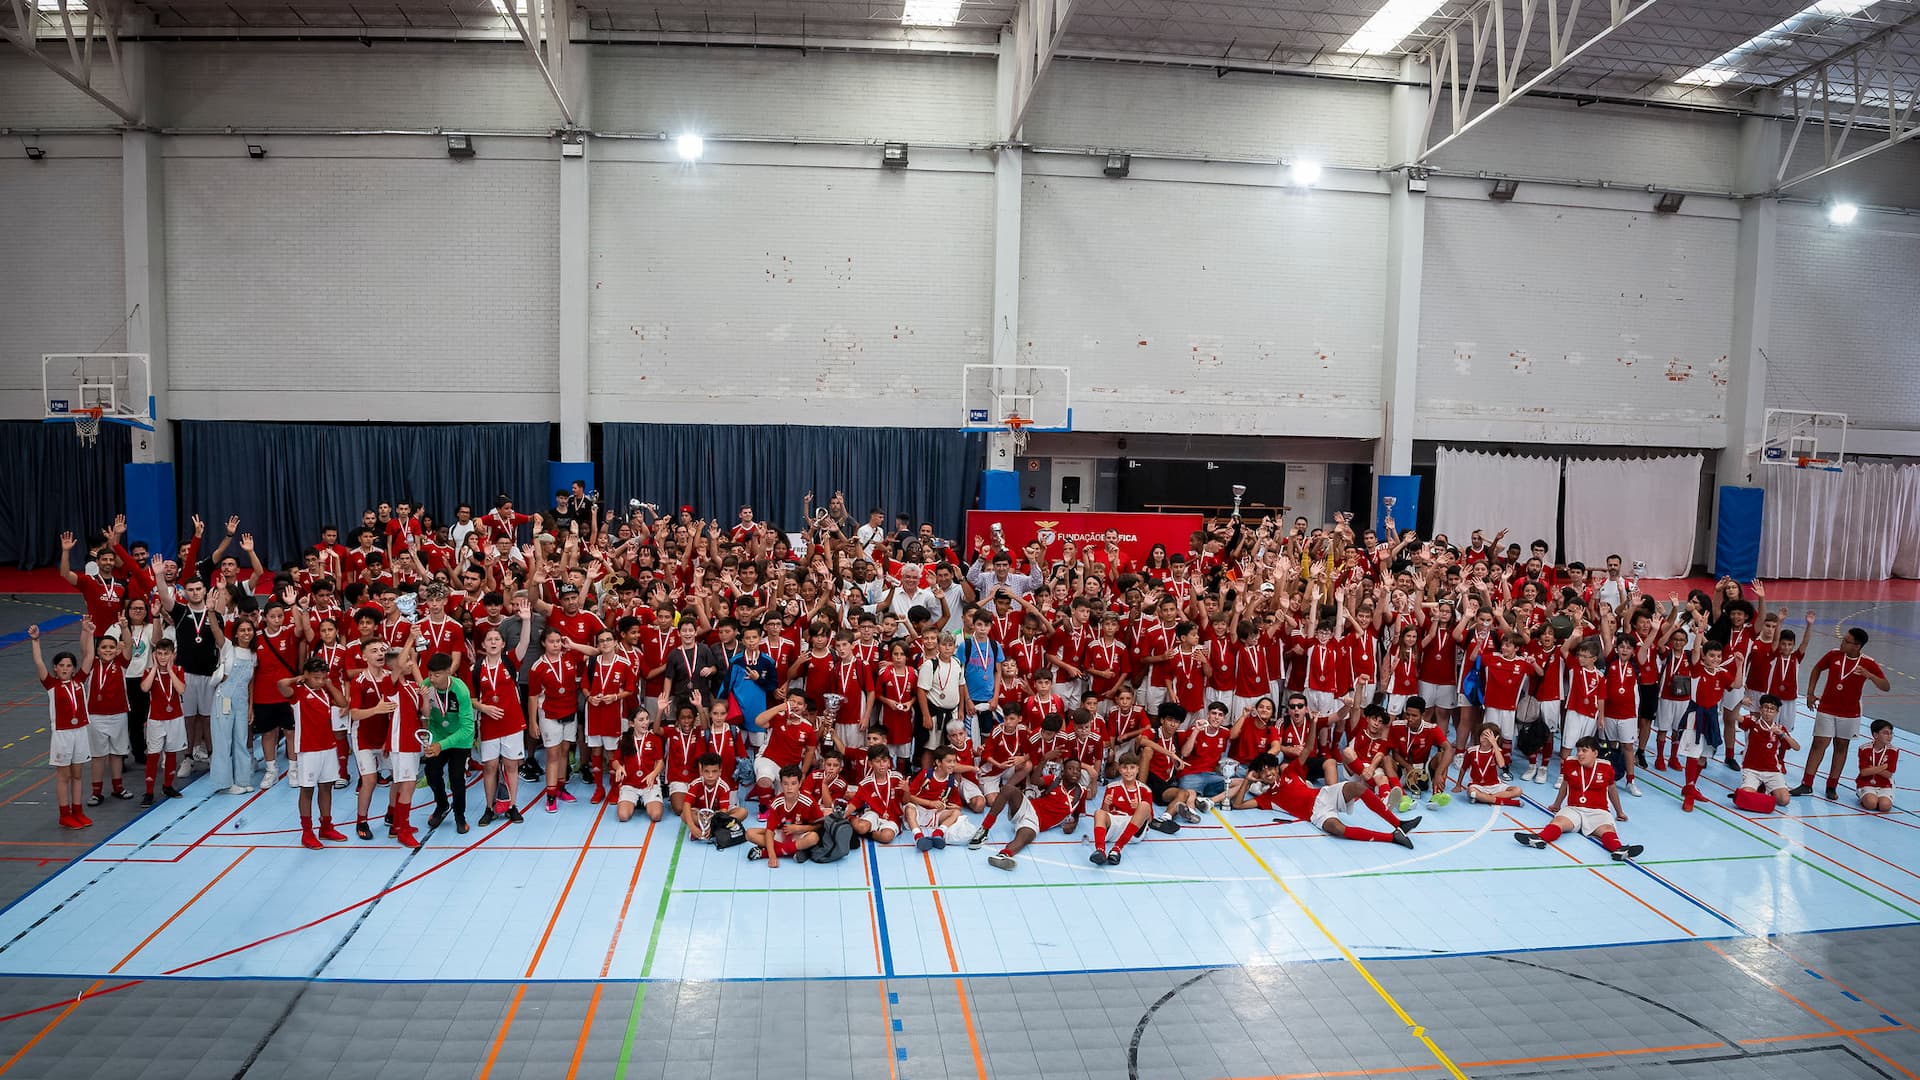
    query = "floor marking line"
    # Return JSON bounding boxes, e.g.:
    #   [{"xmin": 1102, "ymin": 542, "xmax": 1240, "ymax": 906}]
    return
[
  {"xmin": 864, "ymin": 842, "xmax": 900, "ymax": 1080},
  {"xmin": 0, "ymin": 775, "xmax": 53, "ymax": 809},
  {"xmin": 564, "ymin": 817, "xmax": 661, "ymax": 1080},
  {"xmin": 478, "ymin": 801, "xmax": 610, "ymax": 1080},
  {"xmin": 612, "ymin": 823, "xmax": 685, "ymax": 1080},
  {"xmin": 1209, "ymin": 808, "xmax": 1469, "ymax": 1080},
  {"xmin": 919, "ymin": 851, "xmax": 990, "ymax": 1080},
  {"xmin": 1706, "ymin": 940, "xmax": 1920, "ymax": 1080},
  {"xmin": 1497, "ymin": 810, "xmax": 1696, "ymax": 936}
]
